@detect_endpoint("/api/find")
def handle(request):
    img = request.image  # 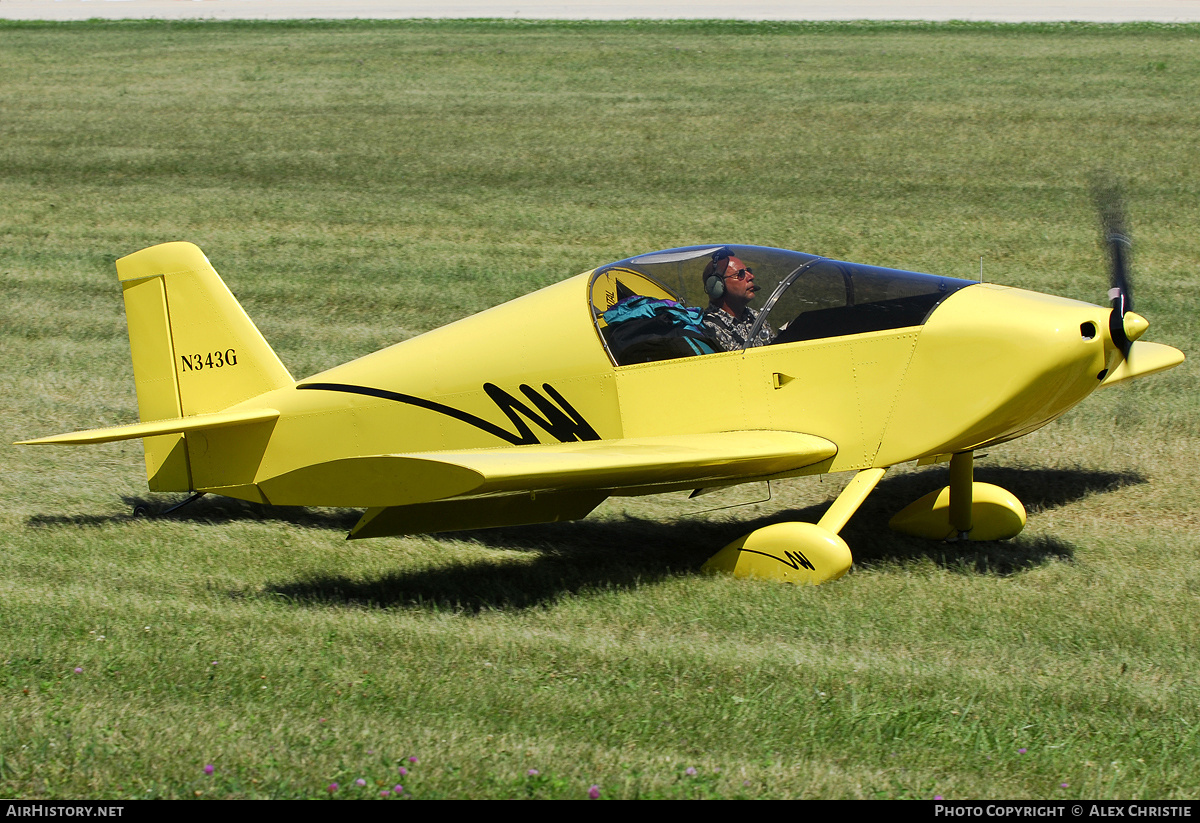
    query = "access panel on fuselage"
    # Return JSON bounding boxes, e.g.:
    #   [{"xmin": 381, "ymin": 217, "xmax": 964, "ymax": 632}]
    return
[
  {"xmin": 746, "ymin": 328, "xmax": 922, "ymax": 471},
  {"xmin": 608, "ymin": 315, "xmax": 923, "ymax": 473}
]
